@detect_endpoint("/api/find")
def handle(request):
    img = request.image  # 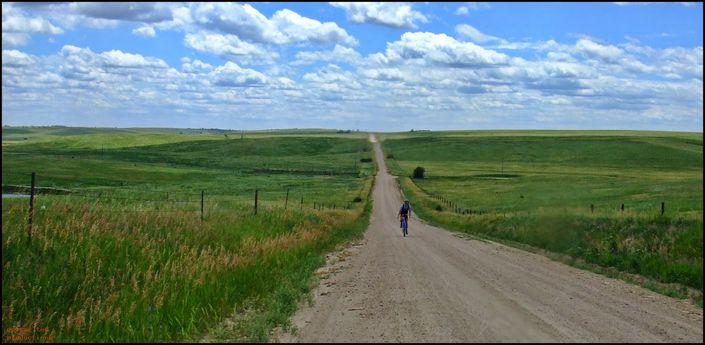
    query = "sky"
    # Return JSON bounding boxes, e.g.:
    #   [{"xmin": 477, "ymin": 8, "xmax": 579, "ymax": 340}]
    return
[{"xmin": 2, "ymin": 2, "xmax": 703, "ymax": 132}]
